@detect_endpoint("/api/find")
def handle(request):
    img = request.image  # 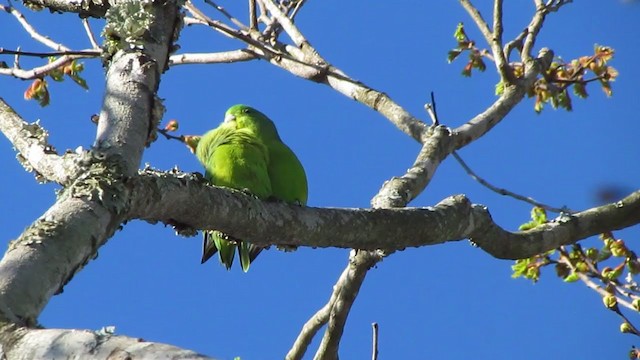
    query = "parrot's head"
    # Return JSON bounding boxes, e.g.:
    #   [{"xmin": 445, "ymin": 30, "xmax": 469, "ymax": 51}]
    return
[{"xmin": 224, "ymin": 104, "xmax": 281, "ymax": 141}]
